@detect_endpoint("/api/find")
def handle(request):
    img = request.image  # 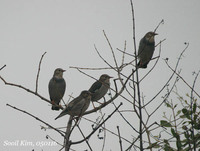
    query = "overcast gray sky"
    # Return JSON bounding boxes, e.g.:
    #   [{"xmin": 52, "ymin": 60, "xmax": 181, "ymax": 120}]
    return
[{"xmin": 1, "ymin": 0, "xmax": 200, "ymax": 150}]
